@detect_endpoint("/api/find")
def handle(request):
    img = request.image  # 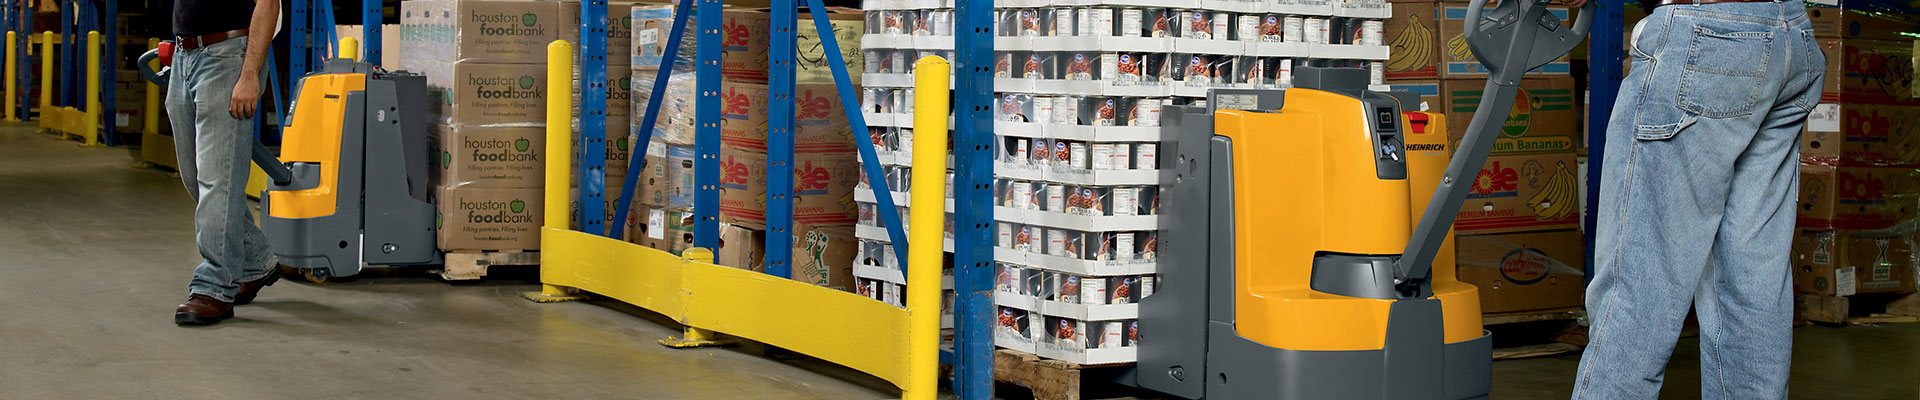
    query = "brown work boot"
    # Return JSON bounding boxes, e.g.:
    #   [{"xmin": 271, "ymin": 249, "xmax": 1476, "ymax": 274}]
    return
[
  {"xmin": 233, "ymin": 267, "xmax": 282, "ymax": 305},
  {"xmin": 174, "ymin": 294, "xmax": 234, "ymax": 326}
]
